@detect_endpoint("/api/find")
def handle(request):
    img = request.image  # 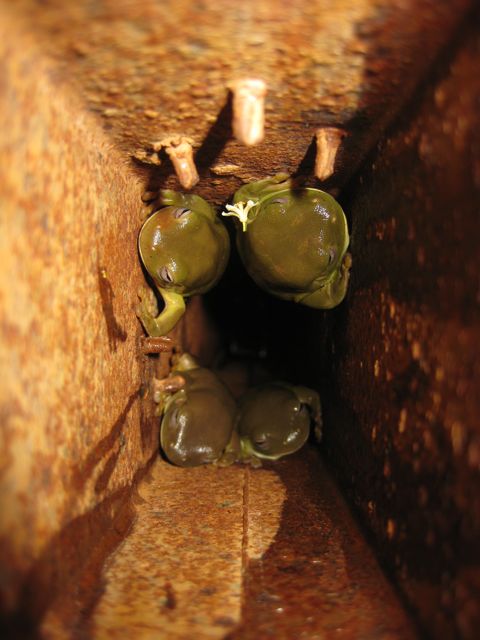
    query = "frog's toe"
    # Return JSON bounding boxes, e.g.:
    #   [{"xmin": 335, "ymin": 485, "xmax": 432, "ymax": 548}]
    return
[{"xmin": 343, "ymin": 252, "xmax": 353, "ymax": 270}]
